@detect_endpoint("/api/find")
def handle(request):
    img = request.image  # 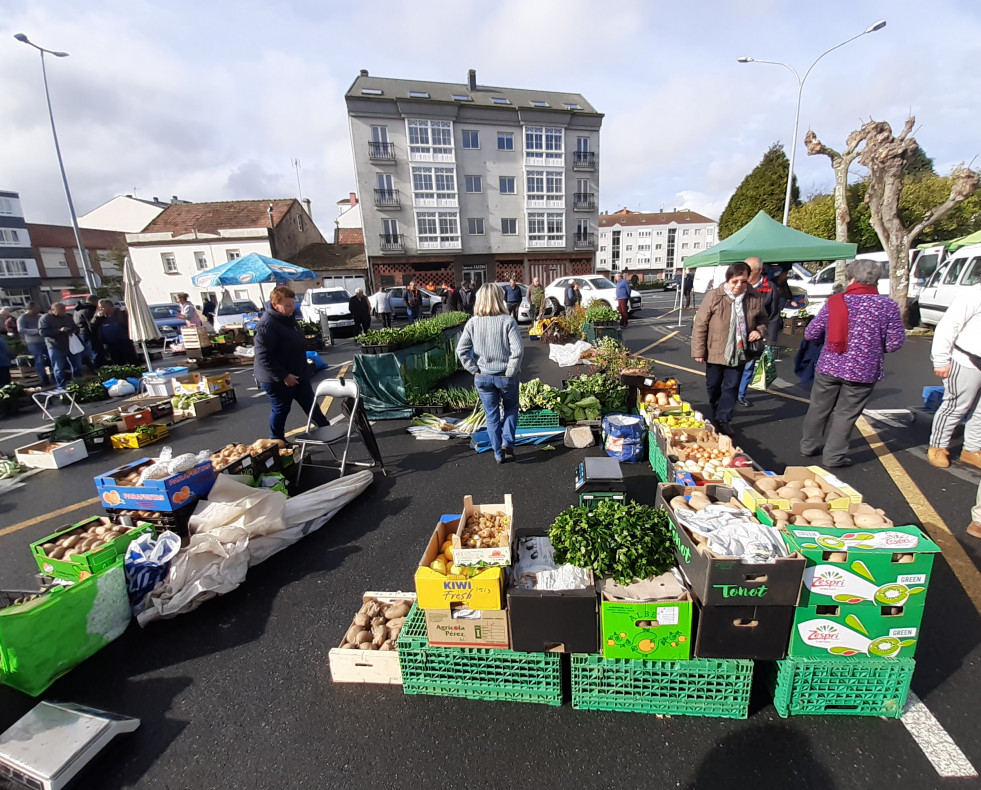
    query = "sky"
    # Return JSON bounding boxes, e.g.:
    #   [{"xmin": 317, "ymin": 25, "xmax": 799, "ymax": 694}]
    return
[{"xmin": 3, "ymin": 0, "xmax": 980, "ymax": 238}]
